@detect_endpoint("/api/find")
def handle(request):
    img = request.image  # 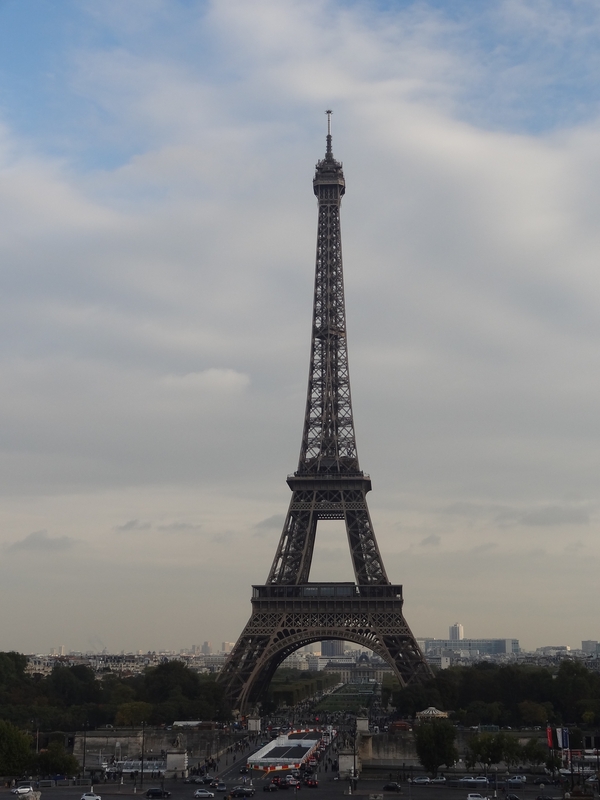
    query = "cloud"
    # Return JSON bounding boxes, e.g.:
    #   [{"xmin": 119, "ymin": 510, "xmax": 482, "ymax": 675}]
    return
[
  {"xmin": 520, "ymin": 506, "xmax": 590, "ymax": 526},
  {"xmin": 115, "ymin": 520, "xmax": 152, "ymax": 532},
  {"xmin": 156, "ymin": 522, "xmax": 202, "ymax": 532},
  {"xmin": 439, "ymin": 502, "xmax": 590, "ymax": 527},
  {"xmin": 253, "ymin": 514, "xmax": 285, "ymax": 534},
  {"xmin": 6, "ymin": 530, "xmax": 75, "ymax": 554},
  {"xmin": 2, "ymin": 0, "xmax": 600, "ymax": 652},
  {"xmin": 160, "ymin": 369, "xmax": 250, "ymax": 393}
]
